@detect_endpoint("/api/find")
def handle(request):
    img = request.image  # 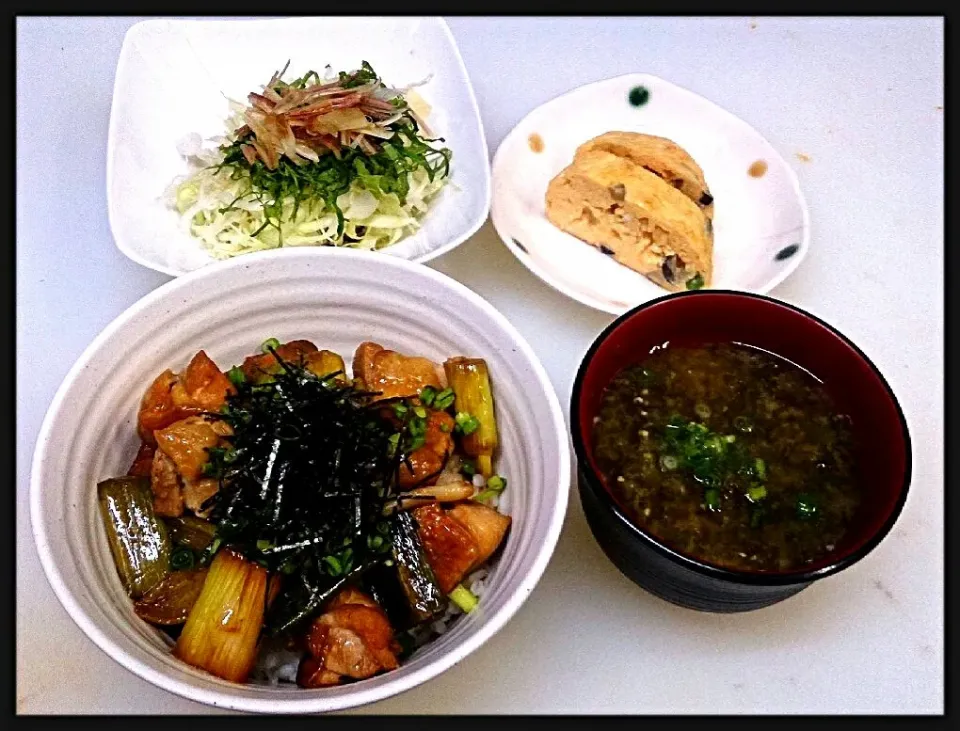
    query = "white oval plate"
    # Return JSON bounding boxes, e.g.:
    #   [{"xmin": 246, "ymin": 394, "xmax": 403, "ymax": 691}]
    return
[
  {"xmin": 491, "ymin": 73, "xmax": 809, "ymax": 315},
  {"xmin": 107, "ymin": 17, "xmax": 490, "ymax": 277}
]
